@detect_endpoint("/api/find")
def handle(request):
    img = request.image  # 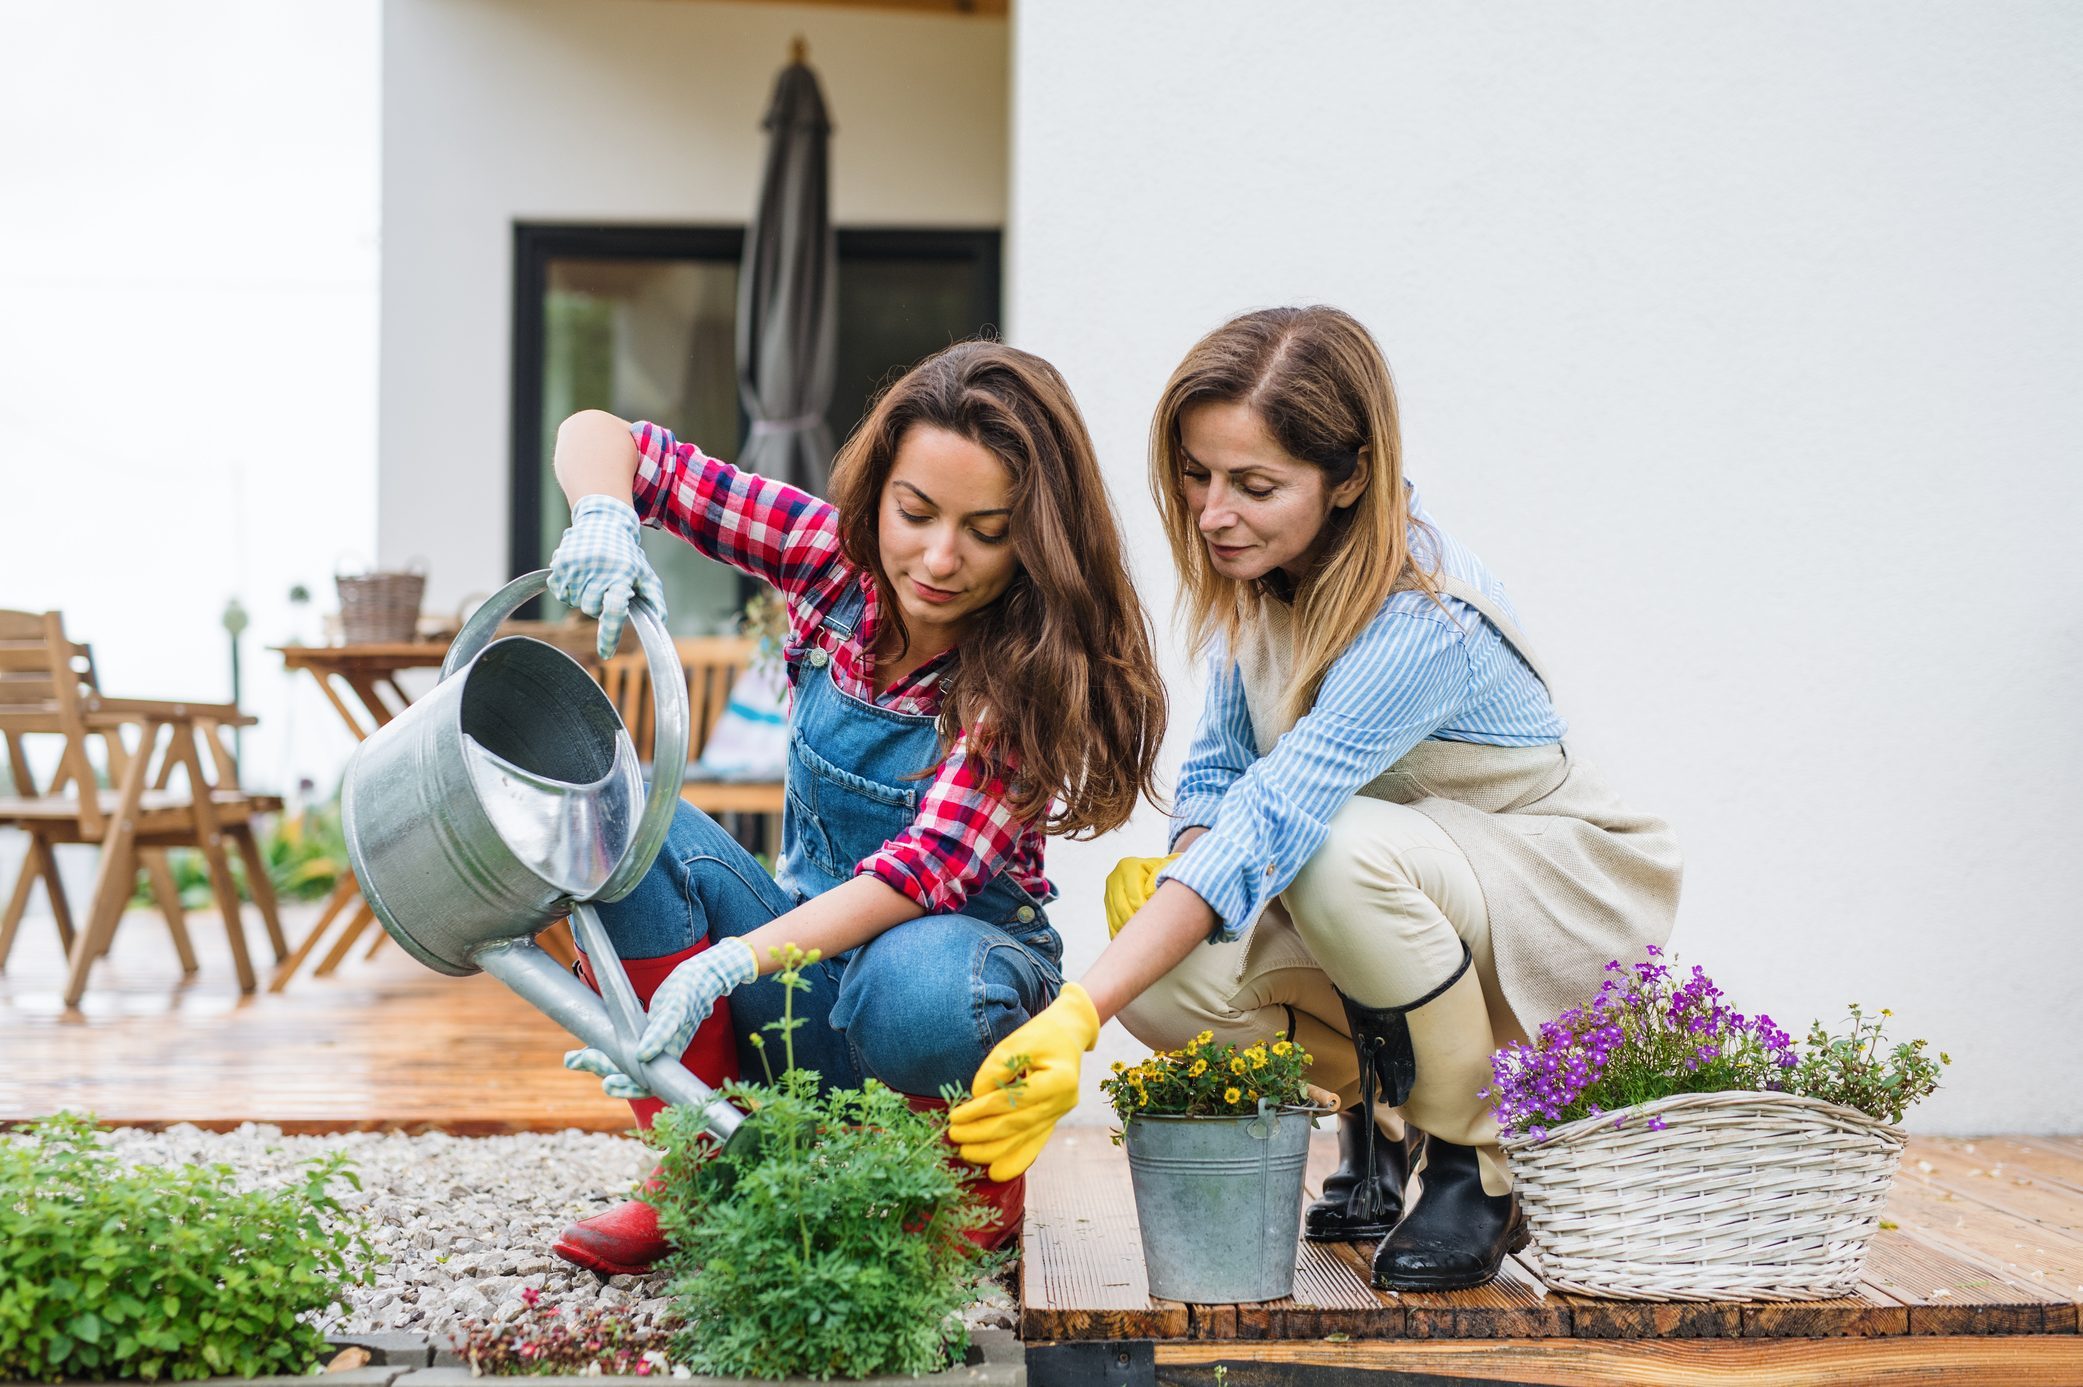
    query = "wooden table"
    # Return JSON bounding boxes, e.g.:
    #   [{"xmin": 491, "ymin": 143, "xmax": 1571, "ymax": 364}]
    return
[{"xmin": 270, "ymin": 633, "xmax": 593, "ymax": 989}]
